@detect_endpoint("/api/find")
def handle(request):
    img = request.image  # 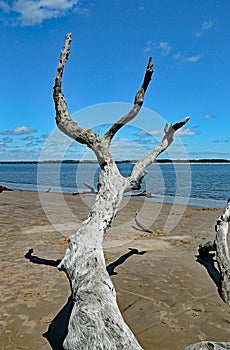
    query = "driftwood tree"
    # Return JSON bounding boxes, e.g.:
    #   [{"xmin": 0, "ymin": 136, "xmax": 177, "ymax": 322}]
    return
[{"xmin": 53, "ymin": 34, "xmax": 190, "ymax": 349}]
